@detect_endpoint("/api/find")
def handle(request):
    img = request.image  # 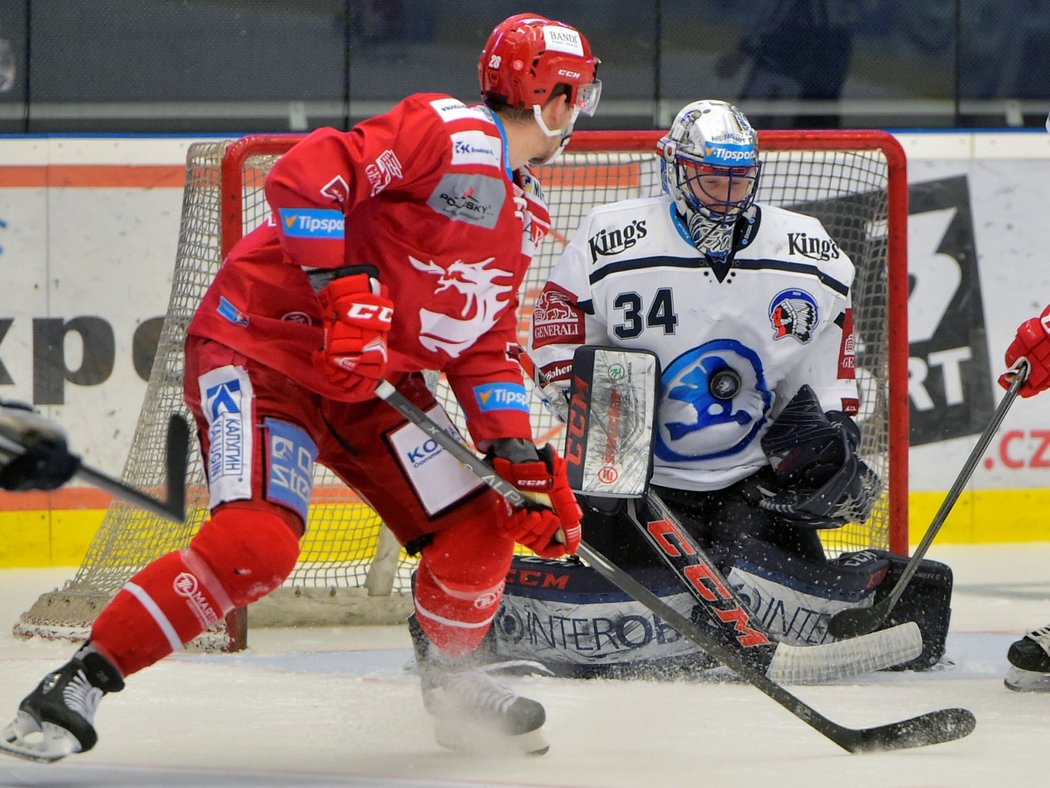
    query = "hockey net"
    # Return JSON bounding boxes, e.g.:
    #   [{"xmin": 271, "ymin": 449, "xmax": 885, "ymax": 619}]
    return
[{"xmin": 14, "ymin": 130, "xmax": 908, "ymax": 650}]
